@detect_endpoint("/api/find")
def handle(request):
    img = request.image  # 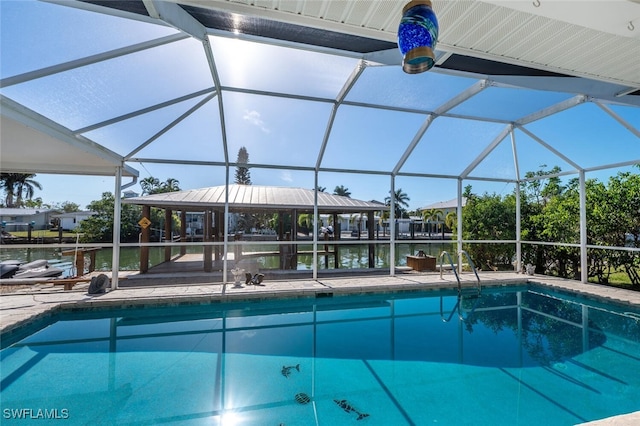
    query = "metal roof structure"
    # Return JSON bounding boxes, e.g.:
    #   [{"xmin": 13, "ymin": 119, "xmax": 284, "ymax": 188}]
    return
[
  {"xmin": 421, "ymin": 197, "xmax": 467, "ymax": 210},
  {"xmin": 0, "ymin": 0, "xmax": 638, "ymax": 186},
  {"xmin": 124, "ymin": 184, "xmax": 385, "ymax": 212}
]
